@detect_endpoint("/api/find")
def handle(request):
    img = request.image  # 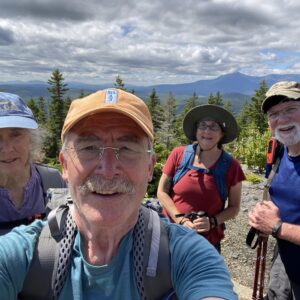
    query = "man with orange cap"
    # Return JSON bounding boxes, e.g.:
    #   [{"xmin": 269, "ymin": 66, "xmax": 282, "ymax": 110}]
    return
[{"xmin": 0, "ymin": 88, "xmax": 236, "ymax": 299}]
